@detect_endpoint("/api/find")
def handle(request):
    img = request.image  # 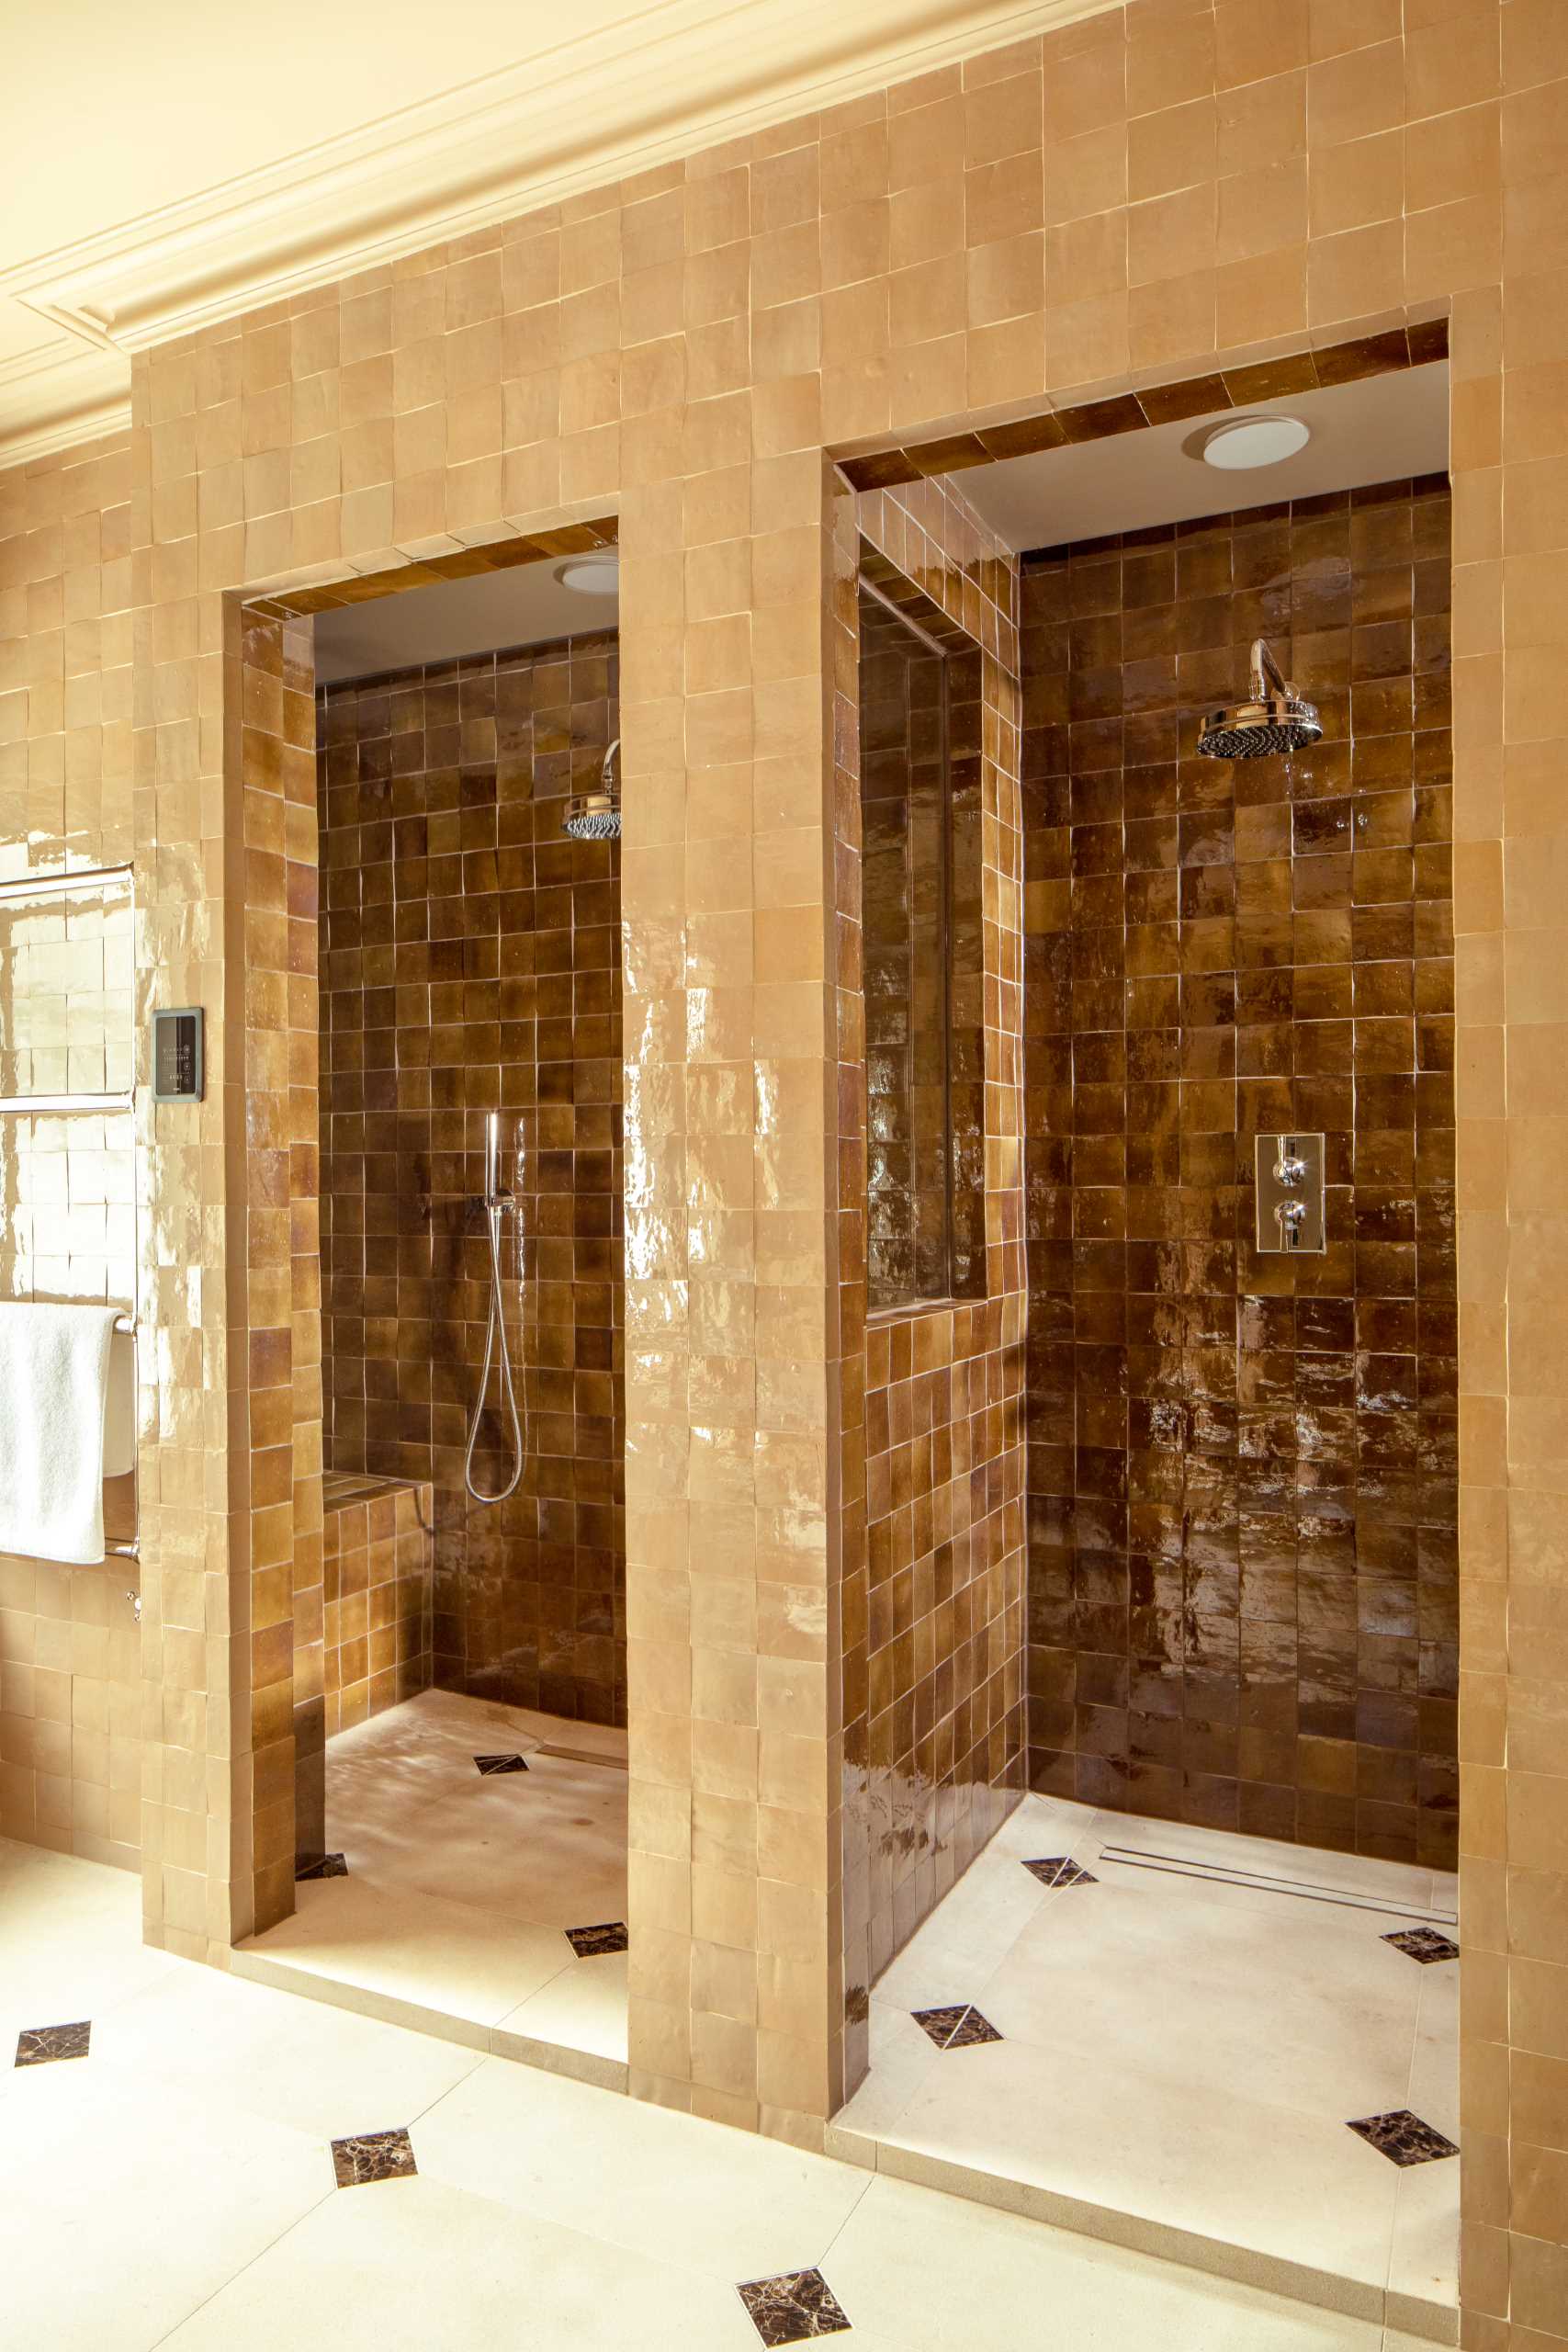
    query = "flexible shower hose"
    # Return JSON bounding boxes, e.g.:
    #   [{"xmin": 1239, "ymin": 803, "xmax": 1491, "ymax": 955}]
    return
[{"xmin": 463, "ymin": 1197, "xmax": 523, "ymax": 1503}]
